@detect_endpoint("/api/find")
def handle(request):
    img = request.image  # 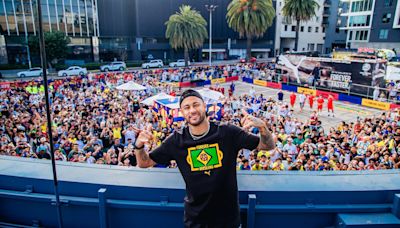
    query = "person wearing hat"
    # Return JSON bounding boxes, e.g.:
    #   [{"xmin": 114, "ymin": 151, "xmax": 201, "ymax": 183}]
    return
[{"xmin": 134, "ymin": 89, "xmax": 275, "ymax": 227}]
